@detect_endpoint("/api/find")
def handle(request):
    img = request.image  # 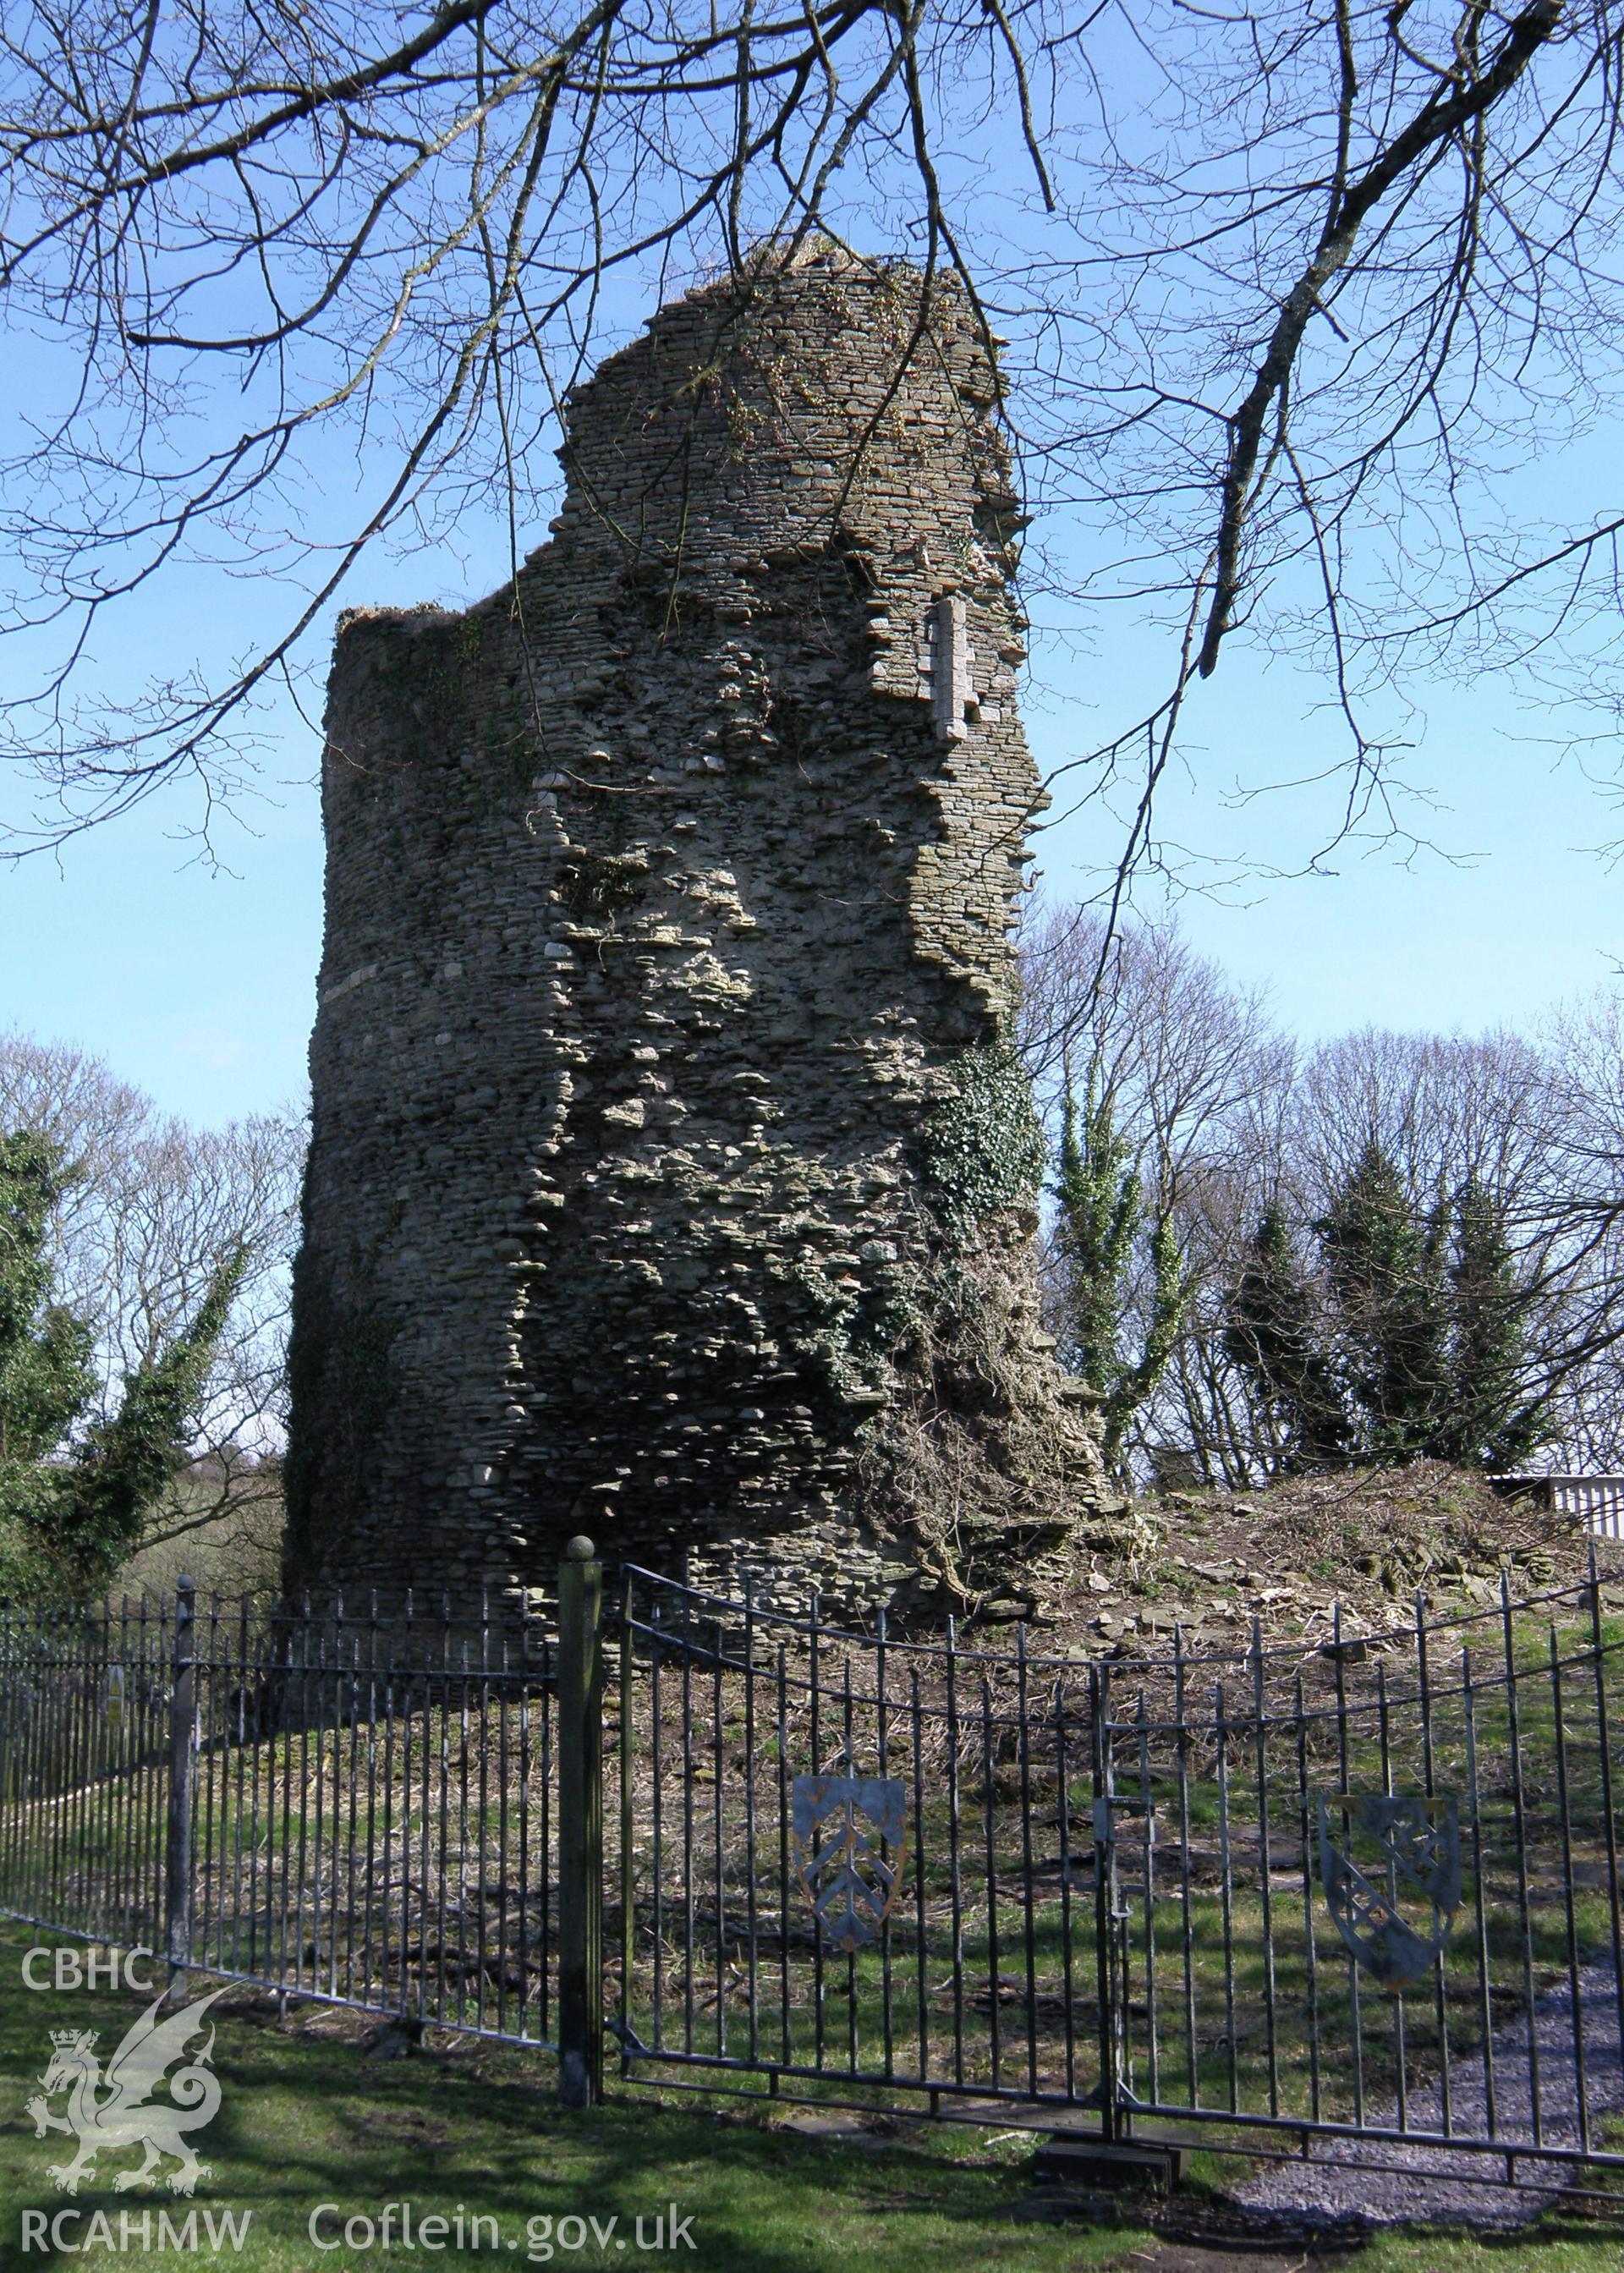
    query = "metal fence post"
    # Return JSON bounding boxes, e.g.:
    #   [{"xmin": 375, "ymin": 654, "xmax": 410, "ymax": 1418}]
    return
[
  {"xmin": 1089, "ymin": 1661, "xmax": 1122, "ymax": 2145},
  {"xmin": 164, "ymin": 1576, "xmax": 196, "ymax": 2002},
  {"xmin": 557, "ymin": 1537, "xmax": 604, "ymax": 2107}
]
